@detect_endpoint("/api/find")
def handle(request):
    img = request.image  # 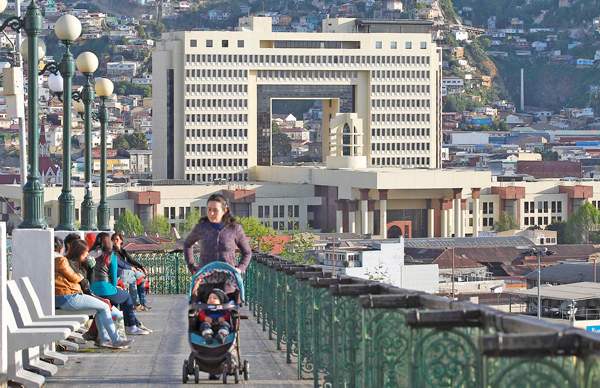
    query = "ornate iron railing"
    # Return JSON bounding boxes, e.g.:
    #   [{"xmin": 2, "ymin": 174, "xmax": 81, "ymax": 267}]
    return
[
  {"xmin": 131, "ymin": 252, "xmax": 194, "ymax": 295},
  {"xmin": 244, "ymin": 252, "xmax": 600, "ymax": 388}
]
